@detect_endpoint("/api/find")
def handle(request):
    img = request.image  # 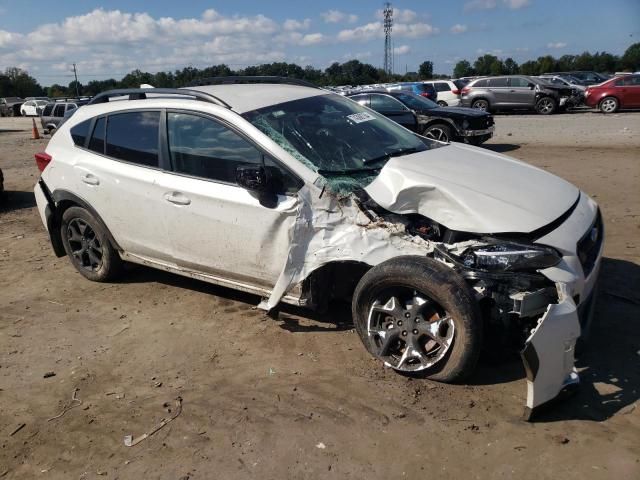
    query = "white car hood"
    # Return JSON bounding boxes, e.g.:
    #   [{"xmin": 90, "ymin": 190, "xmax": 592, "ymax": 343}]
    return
[{"xmin": 365, "ymin": 142, "xmax": 579, "ymax": 234}]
